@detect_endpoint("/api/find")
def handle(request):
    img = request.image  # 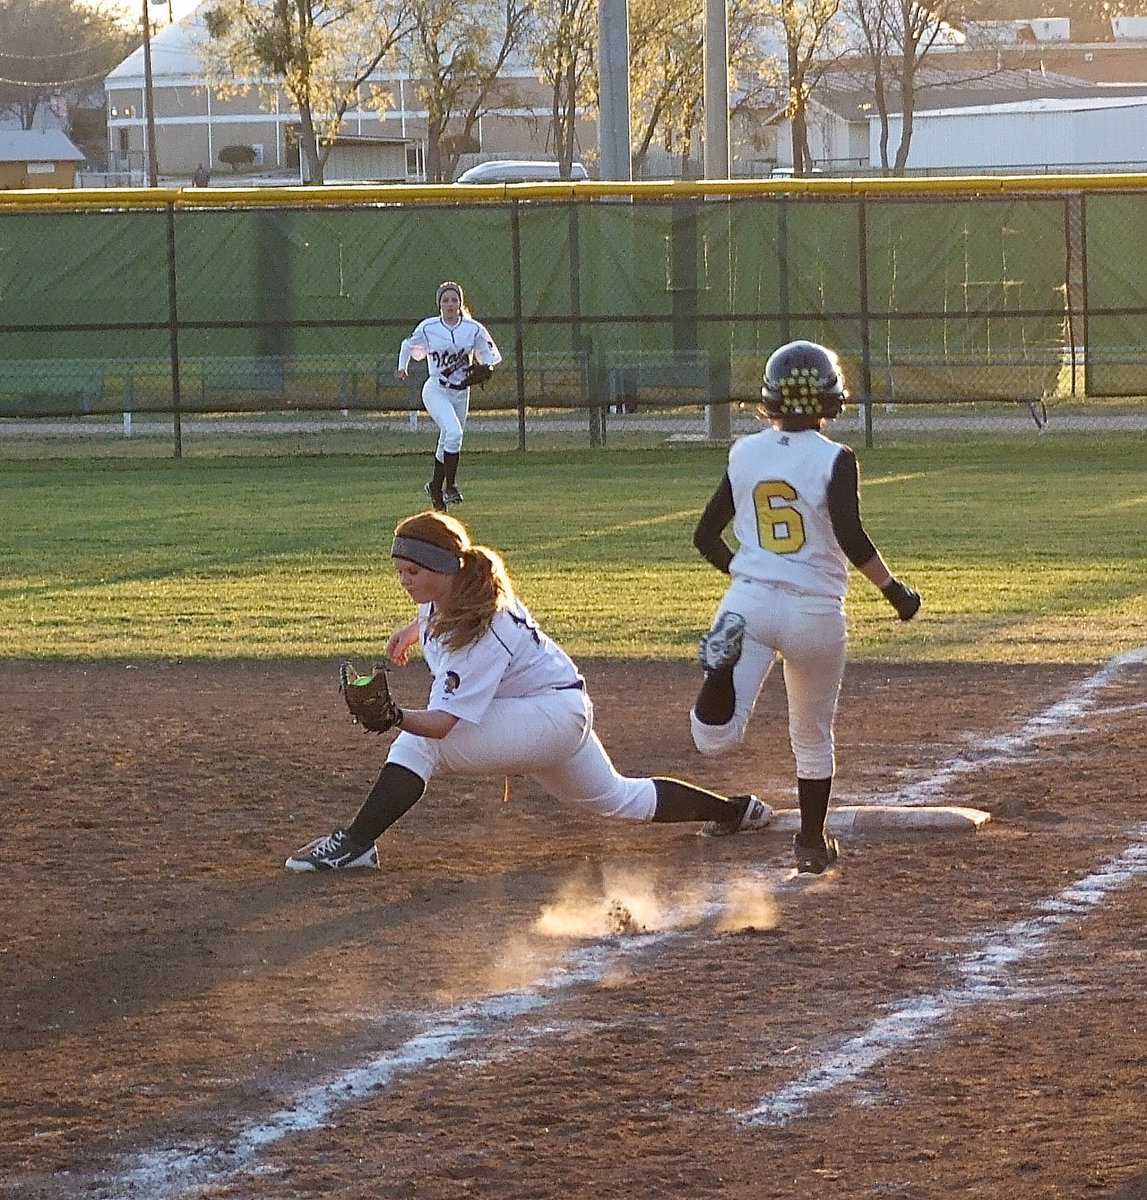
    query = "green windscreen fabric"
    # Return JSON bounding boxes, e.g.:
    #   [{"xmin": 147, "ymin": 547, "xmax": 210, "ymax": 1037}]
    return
[
  {"xmin": 1083, "ymin": 194, "xmax": 1147, "ymax": 396},
  {"xmin": 0, "ymin": 211, "xmax": 169, "ymax": 415},
  {"xmin": 0, "ymin": 191, "xmax": 1089, "ymax": 417},
  {"xmin": 863, "ymin": 198, "xmax": 1066, "ymax": 401}
]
